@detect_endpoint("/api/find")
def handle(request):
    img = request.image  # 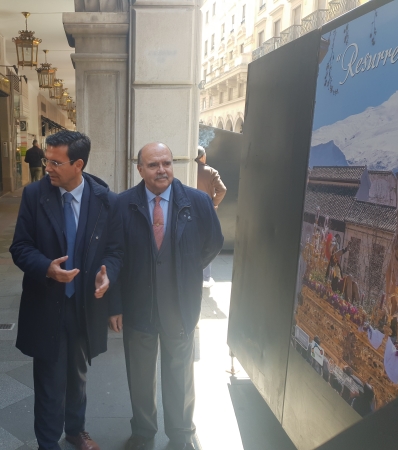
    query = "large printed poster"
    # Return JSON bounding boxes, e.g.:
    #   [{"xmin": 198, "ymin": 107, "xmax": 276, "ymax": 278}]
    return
[{"xmin": 292, "ymin": 0, "xmax": 398, "ymax": 417}]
